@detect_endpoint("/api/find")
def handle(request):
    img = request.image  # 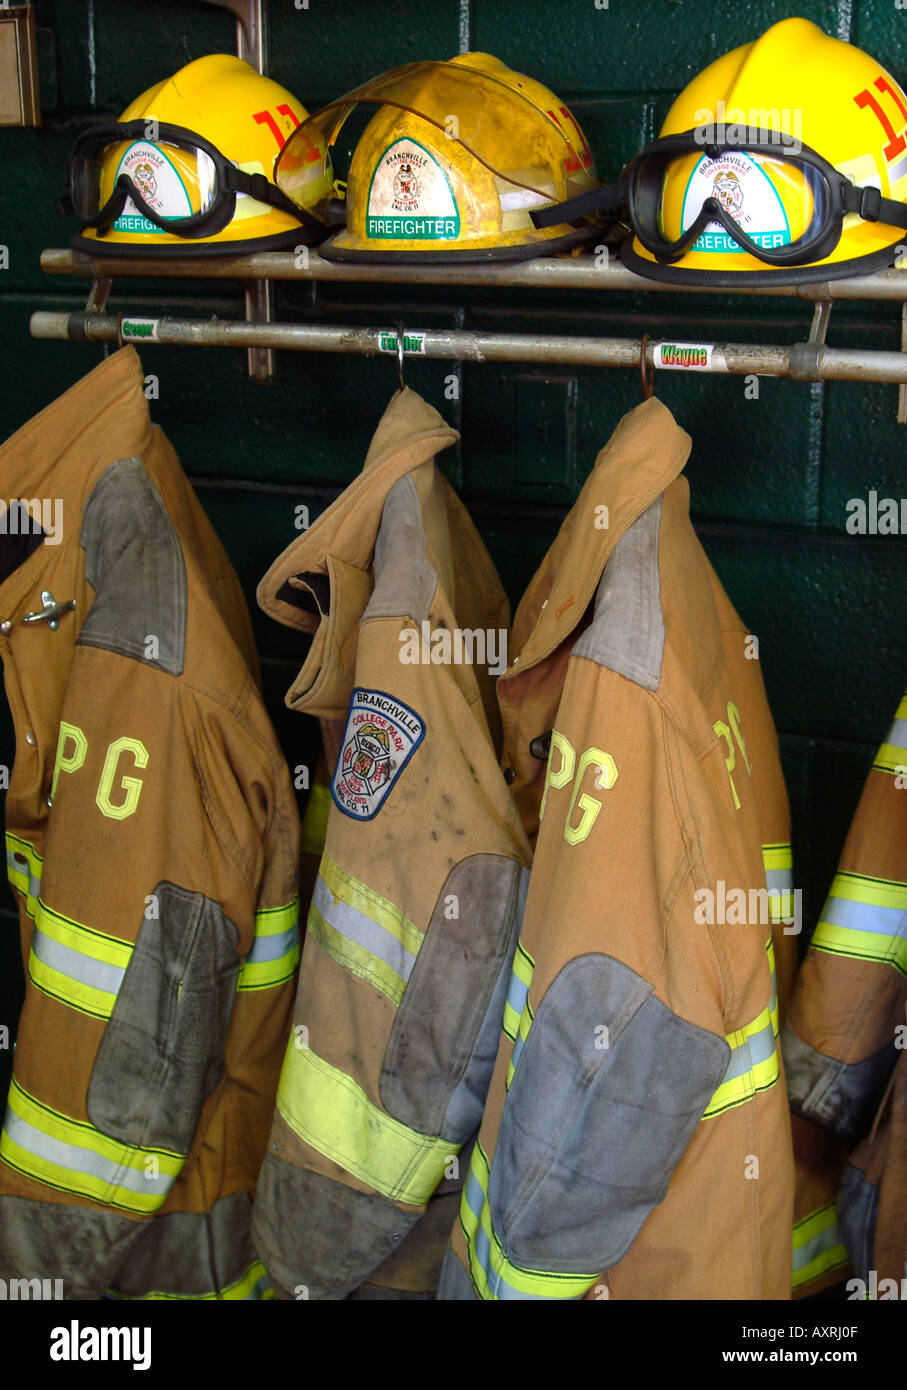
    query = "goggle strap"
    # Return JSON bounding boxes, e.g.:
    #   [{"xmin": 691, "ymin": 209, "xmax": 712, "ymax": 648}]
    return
[
  {"xmin": 231, "ymin": 168, "xmax": 326, "ymax": 233},
  {"xmin": 529, "ymin": 184, "xmax": 623, "ymax": 230},
  {"xmin": 841, "ymin": 182, "xmax": 907, "ymax": 230}
]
